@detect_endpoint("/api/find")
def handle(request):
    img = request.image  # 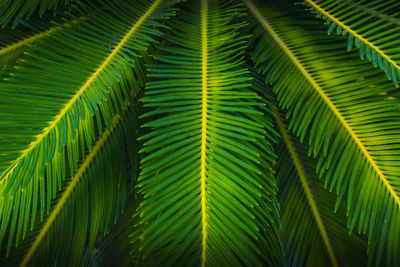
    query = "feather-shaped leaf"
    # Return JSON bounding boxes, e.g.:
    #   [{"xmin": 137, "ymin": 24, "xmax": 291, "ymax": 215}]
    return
[
  {"xmin": 245, "ymin": 0, "xmax": 400, "ymax": 265},
  {"xmin": 132, "ymin": 0, "xmax": 284, "ymax": 265},
  {"xmin": 0, "ymin": 0, "xmax": 175, "ymax": 255},
  {"xmin": 1, "ymin": 101, "xmax": 139, "ymax": 267},
  {"xmin": 303, "ymin": 0, "xmax": 400, "ymax": 88},
  {"xmin": 0, "ymin": 2, "xmax": 100, "ymax": 72},
  {"xmin": 274, "ymin": 105, "xmax": 367, "ymax": 267}
]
